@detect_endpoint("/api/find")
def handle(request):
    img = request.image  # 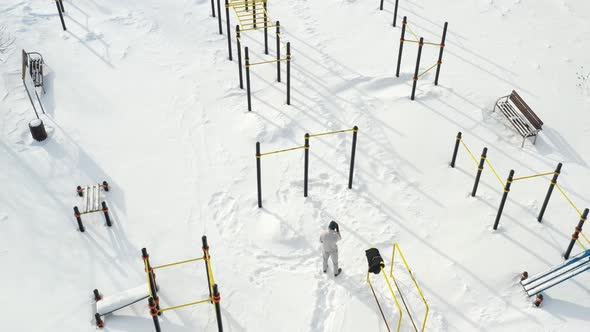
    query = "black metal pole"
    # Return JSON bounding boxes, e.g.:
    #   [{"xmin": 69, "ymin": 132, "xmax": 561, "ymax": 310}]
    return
[
  {"xmin": 537, "ymin": 163, "xmax": 562, "ymax": 223},
  {"xmin": 349, "ymin": 126, "xmax": 358, "ymax": 189},
  {"xmin": 493, "ymin": 170, "xmax": 515, "ymax": 230},
  {"xmin": 237, "ymin": 26, "xmax": 243, "ymax": 89},
  {"xmin": 564, "ymin": 208, "xmax": 589, "ymax": 259},
  {"xmin": 225, "ymin": 0, "xmax": 232, "ymax": 60},
  {"xmin": 276, "ymin": 21, "xmax": 281, "ymax": 82},
  {"xmin": 264, "ymin": 2, "xmax": 269, "ymax": 54},
  {"xmin": 471, "ymin": 147, "xmax": 487, "ymax": 197},
  {"xmin": 304, "ymin": 134, "xmax": 309, "ymax": 197},
  {"xmin": 95, "ymin": 313, "xmax": 104, "ymax": 328},
  {"xmin": 392, "ymin": 0, "xmax": 399, "ymax": 27},
  {"xmin": 148, "ymin": 297, "xmax": 161, "ymax": 332},
  {"xmin": 211, "ymin": 0, "xmax": 216, "ymax": 17},
  {"xmin": 216, "ymin": 0, "xmax": 222, "ymax": 34},
  {"xmin": 213, "ymin": 284, "xmax": 224, "ymax": 332},
  {"xmin": 74, "ymin": 206, "xmax": 84, "ymax": 232},
  {"xmin": 101, "ymin": 202, "xmax": 112, "ymax": 227},
  {"xmin": 56, "ymin": 0, "xmax": 67, "ymax": 31},
  {"xmin": 411, "ymin": 37, "xmax": 424, "ymax": 100},
  {"xmin": 58, "ymin": 0, "xmax": 65, "ymax": 12},
  {"xmin": 380, "ymin": 0, "xmax": 384, "ymax": 10},
  {"xmin": 245, "ymin": 47, "xmax": 252, "ymax": 111},
  {"xmin": 396, "ymin": 16, "xmax": 406, "ymax": 77},
  {"xmin": 434, "ymin": 22, "xmax": 448, "ymax": 85},
  {"xmin": 142, "ymin": 248, "xmax": 159, "ymax": 307},
  {"xmin": 256, "ymin": 142, "xmax": 262, "ymax": 208},
  {"xmin": 287, "ymin": 42, "xmax": 291, "ymax": 105},
  {"xmin": 450, "ymin": 132, "xmax": 462, "ymax": 167},
  {"xmin": 202, "ymin": 236, "xmax": 213, "ymax": 300}
]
